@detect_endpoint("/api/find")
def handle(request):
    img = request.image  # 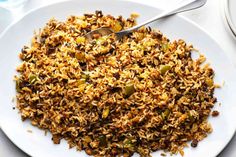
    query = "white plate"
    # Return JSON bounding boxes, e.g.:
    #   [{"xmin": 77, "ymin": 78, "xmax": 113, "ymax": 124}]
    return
[
  {"xmin": 0, "ymin": 7, "xmax": 13, "ymax": 32},
  {"xmin": 0, "ymin": 0, "xmax": 236, "ymax": 157},
  {"xmin": 224, "ymin": 0, "xmax": 236, "ymax": 36}
]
